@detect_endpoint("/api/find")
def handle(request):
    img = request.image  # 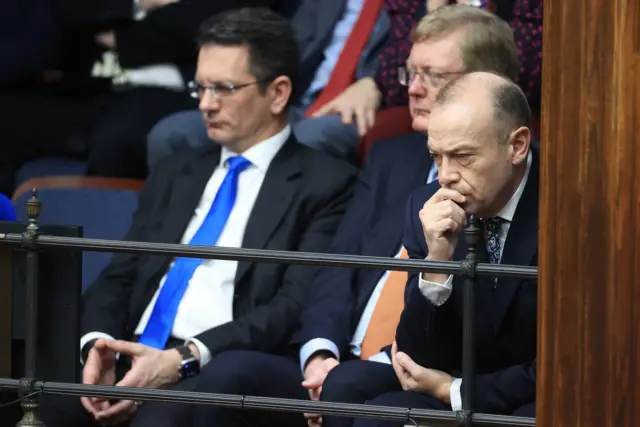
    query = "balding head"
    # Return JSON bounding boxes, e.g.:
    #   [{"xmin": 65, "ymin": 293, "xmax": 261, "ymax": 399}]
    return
[
  {"xmin": 426, "ymin": 72, "xmax": 532, "ymax": 218},
  {"xmin": 432, "ymin": 72, "xmax": 532, "ymax": 142}
]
